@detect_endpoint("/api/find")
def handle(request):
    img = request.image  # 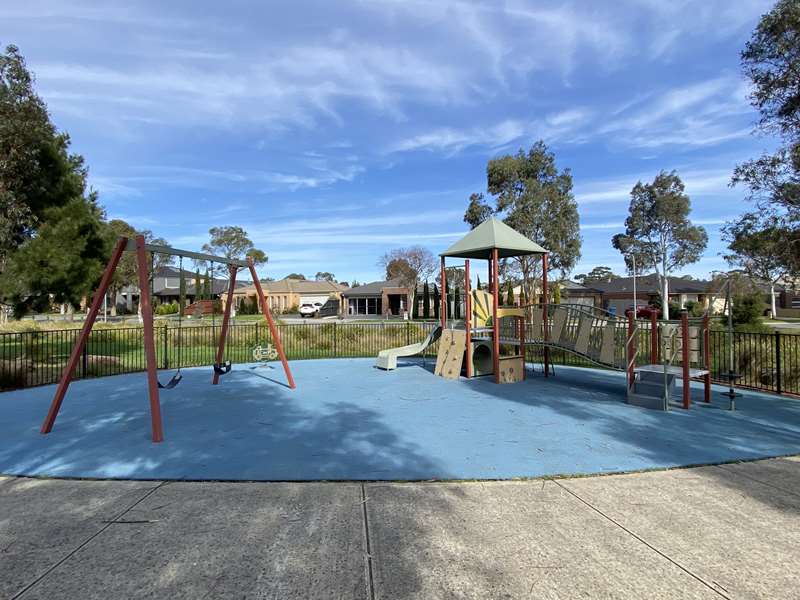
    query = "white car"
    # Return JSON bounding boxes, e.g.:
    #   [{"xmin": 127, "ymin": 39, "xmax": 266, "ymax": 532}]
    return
[{"xmin": 299, "ymin": 302, "xmax": 323, "ymax": 318}]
